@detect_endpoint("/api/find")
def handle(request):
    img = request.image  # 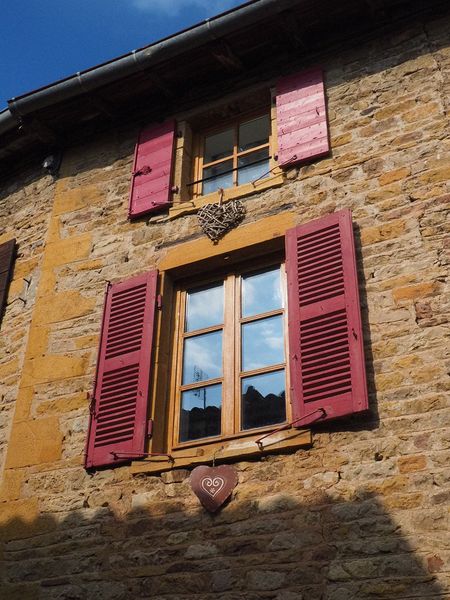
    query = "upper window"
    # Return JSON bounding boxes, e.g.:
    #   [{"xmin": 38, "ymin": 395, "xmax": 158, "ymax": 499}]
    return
[
  {"xmin": 173, "ymin": 263, "xmax": 288, "ymax": 447},
  {"xmin": 128, "ymin": 67, "xmax": 330, "ymax": 219},
  {"xmin": 192, "ymin": 113, "xmax": 272, "ymax": 198}
]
